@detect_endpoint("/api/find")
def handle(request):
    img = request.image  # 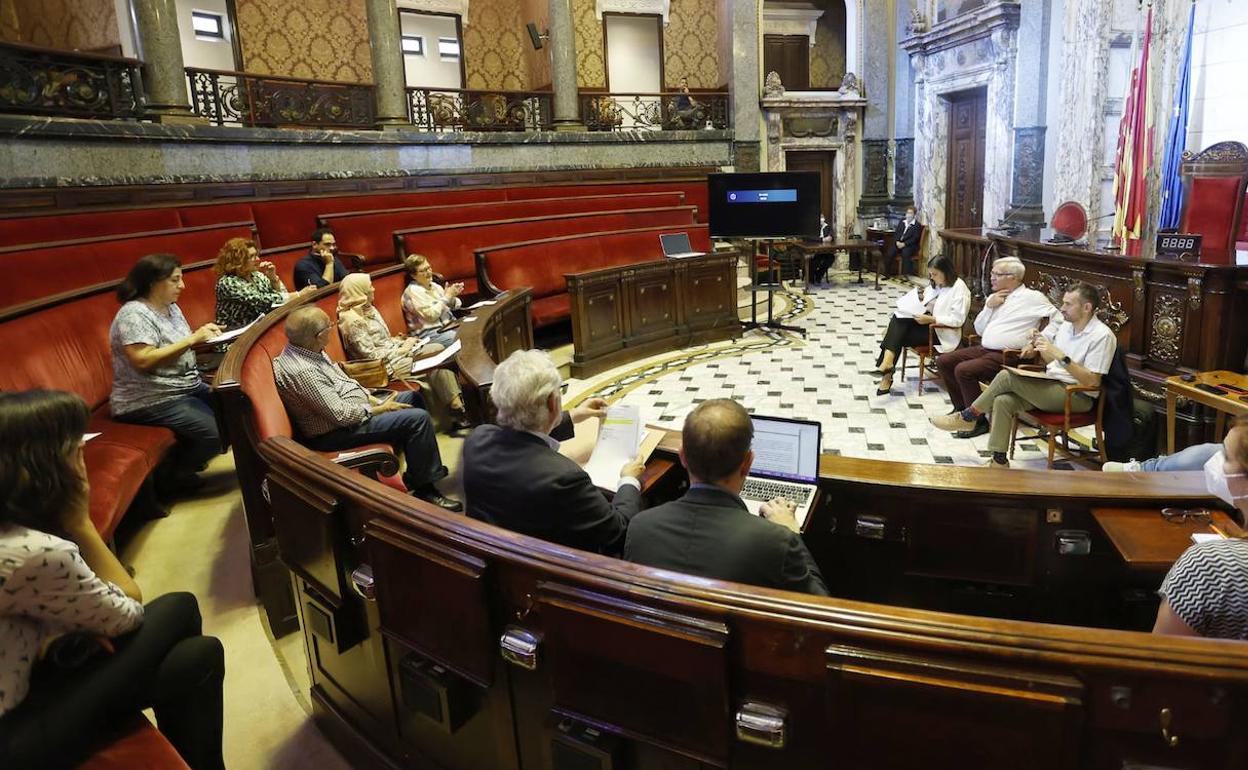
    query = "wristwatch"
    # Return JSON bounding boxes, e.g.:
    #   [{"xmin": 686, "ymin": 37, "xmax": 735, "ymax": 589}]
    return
[{"xmin": 1060, "ymin": 355, "xmax": 1072, "ymax": 366}]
